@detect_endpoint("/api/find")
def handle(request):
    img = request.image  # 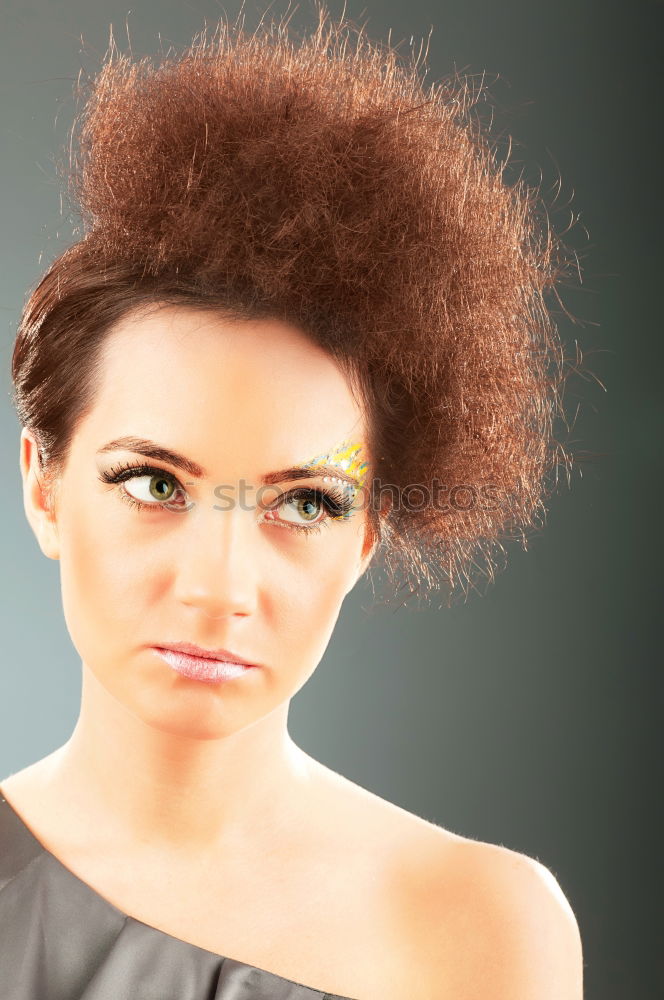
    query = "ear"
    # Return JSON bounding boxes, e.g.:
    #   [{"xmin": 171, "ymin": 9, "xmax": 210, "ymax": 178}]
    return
[
  {"xmin": 20, "ymin": 428, "xmax": 60, "ymax": 561},
  {"xmin": 357, "ymin": 527, "xmax": 378, "ymax": 579},
  {"xmin": 350, "ymin": 511, "xmax": 384, "ymax": 591}
]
